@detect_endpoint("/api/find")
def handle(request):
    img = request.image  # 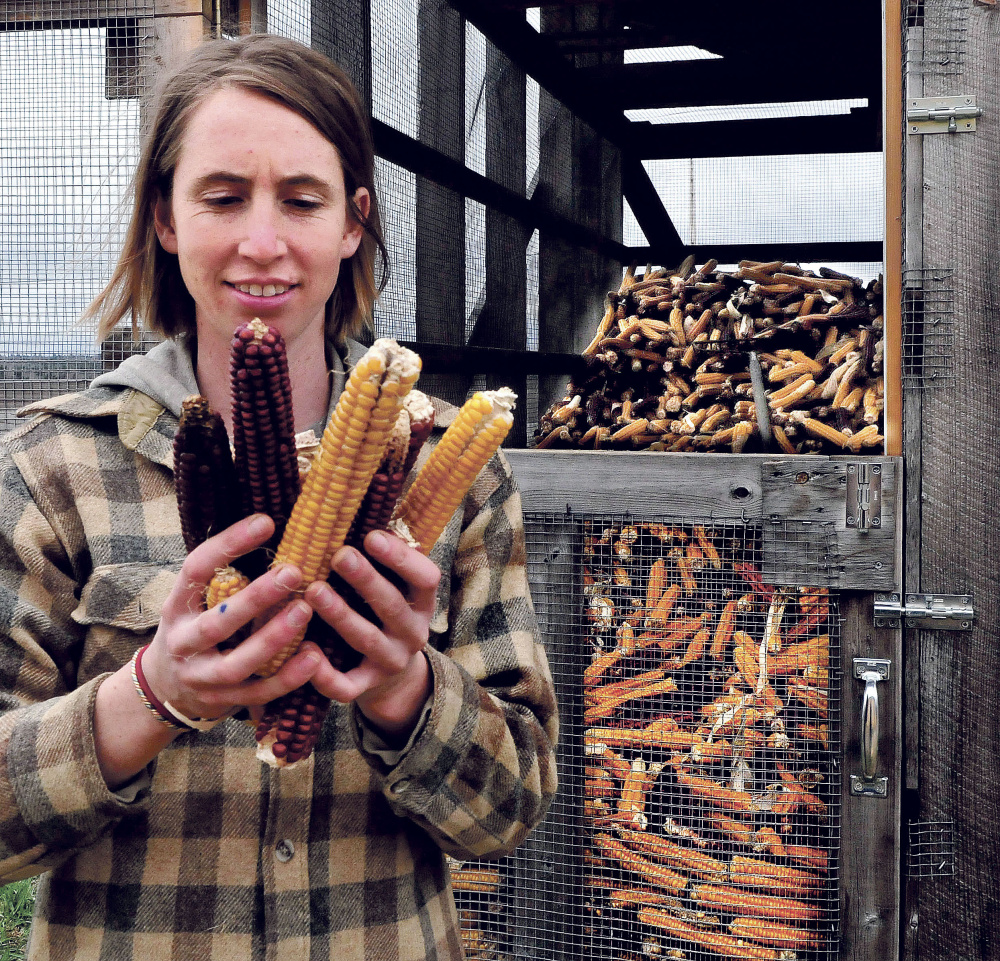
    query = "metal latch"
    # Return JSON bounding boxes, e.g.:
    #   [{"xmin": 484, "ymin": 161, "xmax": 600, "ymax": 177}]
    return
[
  {"xmin": 908, "ymin": 96, "xmax": 982, "ymax": 134},
  {"xmin": 874, "ymin": 593, "xmax": 974, "ymax": 630},
  {"xmin": 846, "ymin": 463, "xmax": 881, "ymax": 531}
]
